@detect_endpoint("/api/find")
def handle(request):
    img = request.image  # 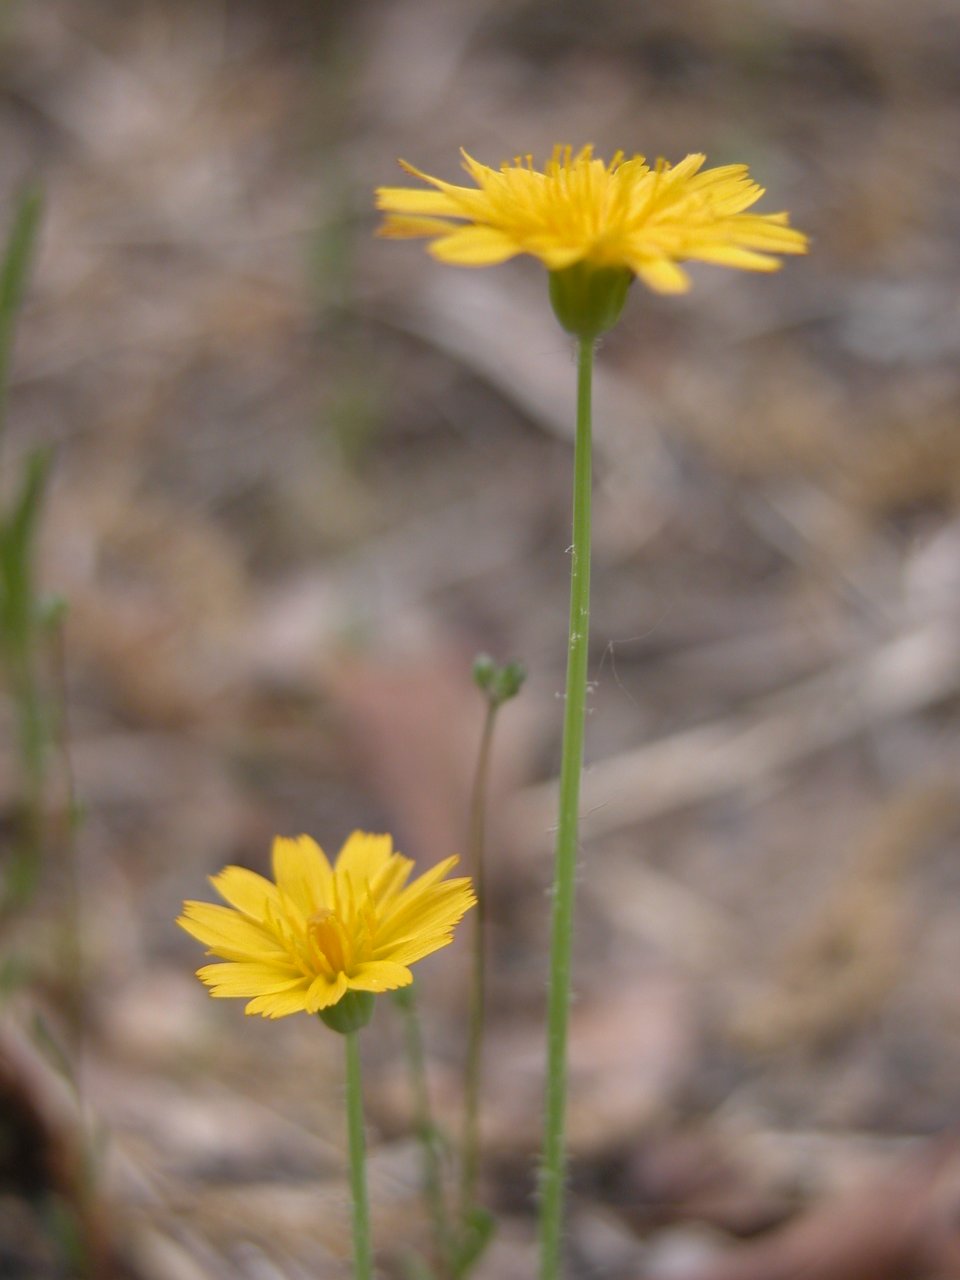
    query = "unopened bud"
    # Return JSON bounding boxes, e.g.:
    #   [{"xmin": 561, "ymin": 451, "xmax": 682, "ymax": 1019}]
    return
[
  {"xmin": 472, "ymin": 653, "xmax": 497, "ymax": 694},
  {"xmin": 548, "ymin": 262, "xmax": 632, "ymax": 340},
  {"xmin": 318, "ymin": 989, "xmax": 375, "ymax": 1034},
  {"xmin": 473, "ymin": 653, "xmax": 526, "ymax": 707}
]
